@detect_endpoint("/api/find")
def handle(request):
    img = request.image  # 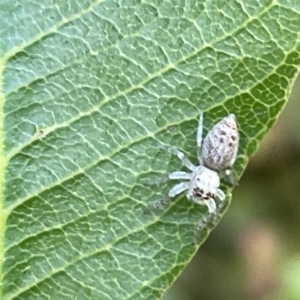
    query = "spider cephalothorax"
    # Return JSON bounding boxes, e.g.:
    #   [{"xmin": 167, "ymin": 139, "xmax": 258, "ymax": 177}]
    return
[{"xmin": 187, "ymin": 166, "xmax": 220, "ymax": 211}]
